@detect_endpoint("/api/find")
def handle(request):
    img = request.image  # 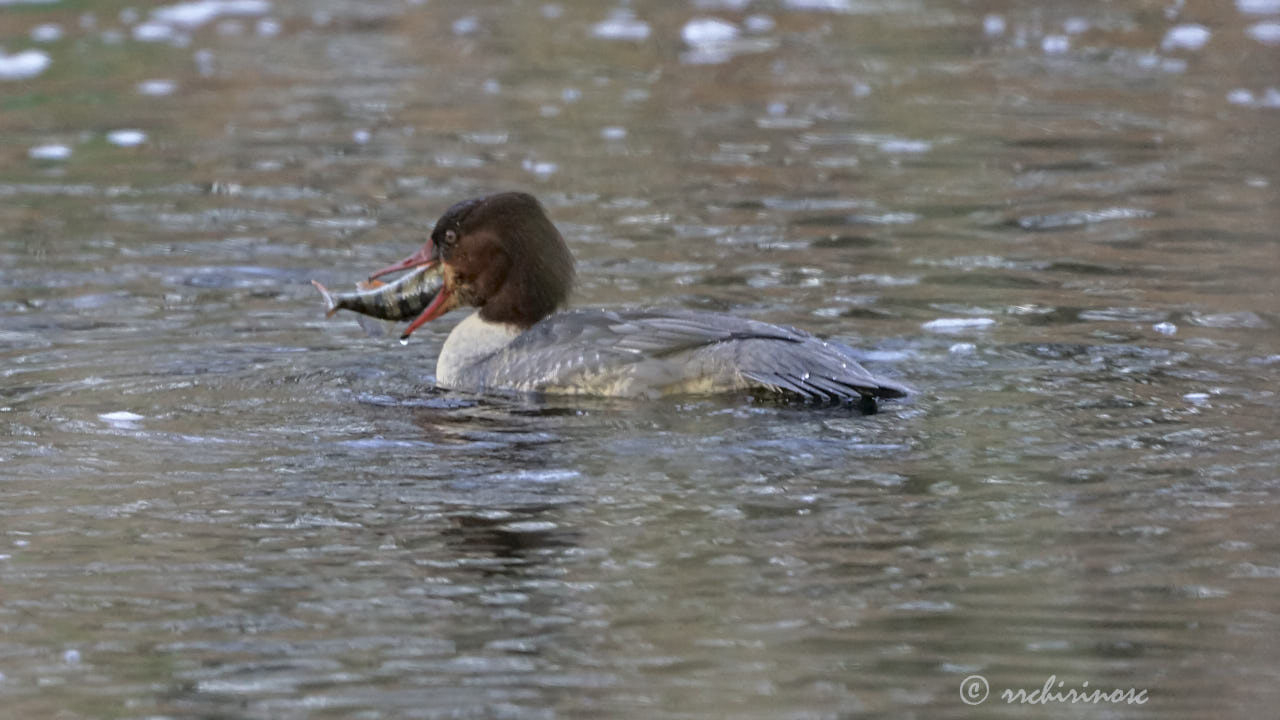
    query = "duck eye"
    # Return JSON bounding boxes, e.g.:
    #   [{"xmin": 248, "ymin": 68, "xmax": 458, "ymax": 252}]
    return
[{"xmin": 444, "ymin": 229, "xmax": 458, "ymax": 246}]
